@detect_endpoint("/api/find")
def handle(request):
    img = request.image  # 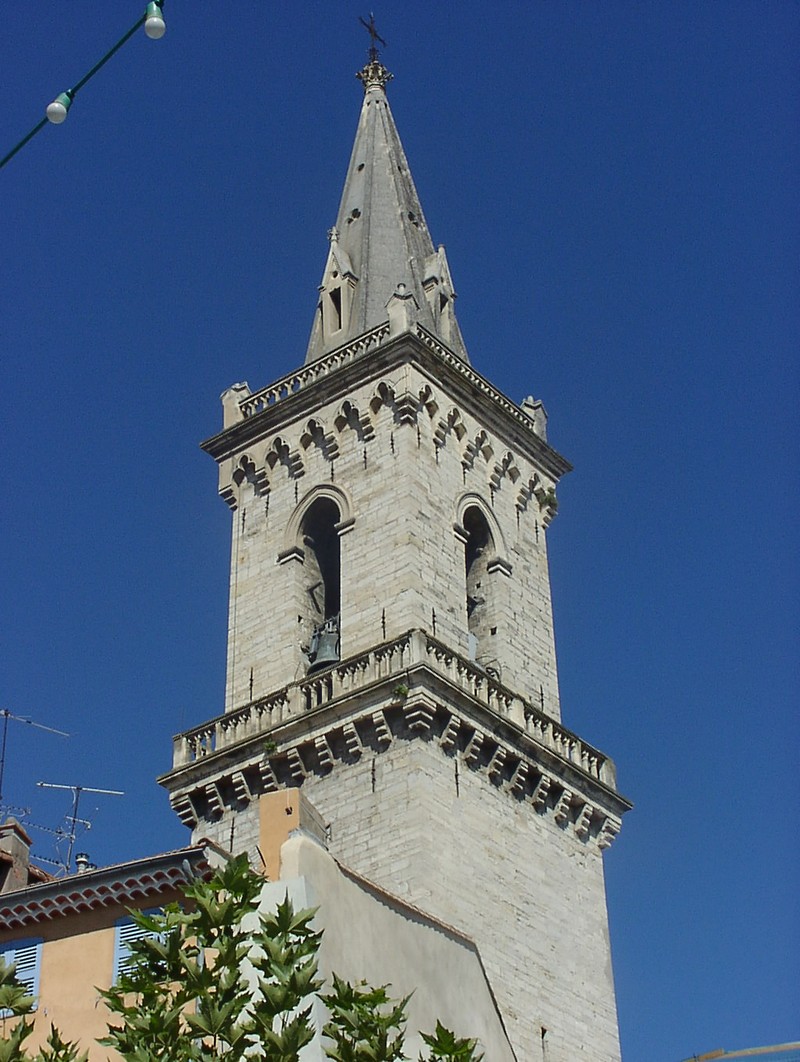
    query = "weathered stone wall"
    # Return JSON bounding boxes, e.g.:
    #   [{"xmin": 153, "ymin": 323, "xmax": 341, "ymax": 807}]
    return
[
  {"xmin": 220, "ymin": 367, "xmax": 562, "ymax": 719},
  {"xmin": 303, "ymin": 737, "xmax": 621, "ymax": 1062},
  {"xmin": 194, "ymin": 733, "xmax": 621, "ymax": 1062},
  {"xmin": 197, "ymin": 344, "xmax": 624, "ymax": 1060}
]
